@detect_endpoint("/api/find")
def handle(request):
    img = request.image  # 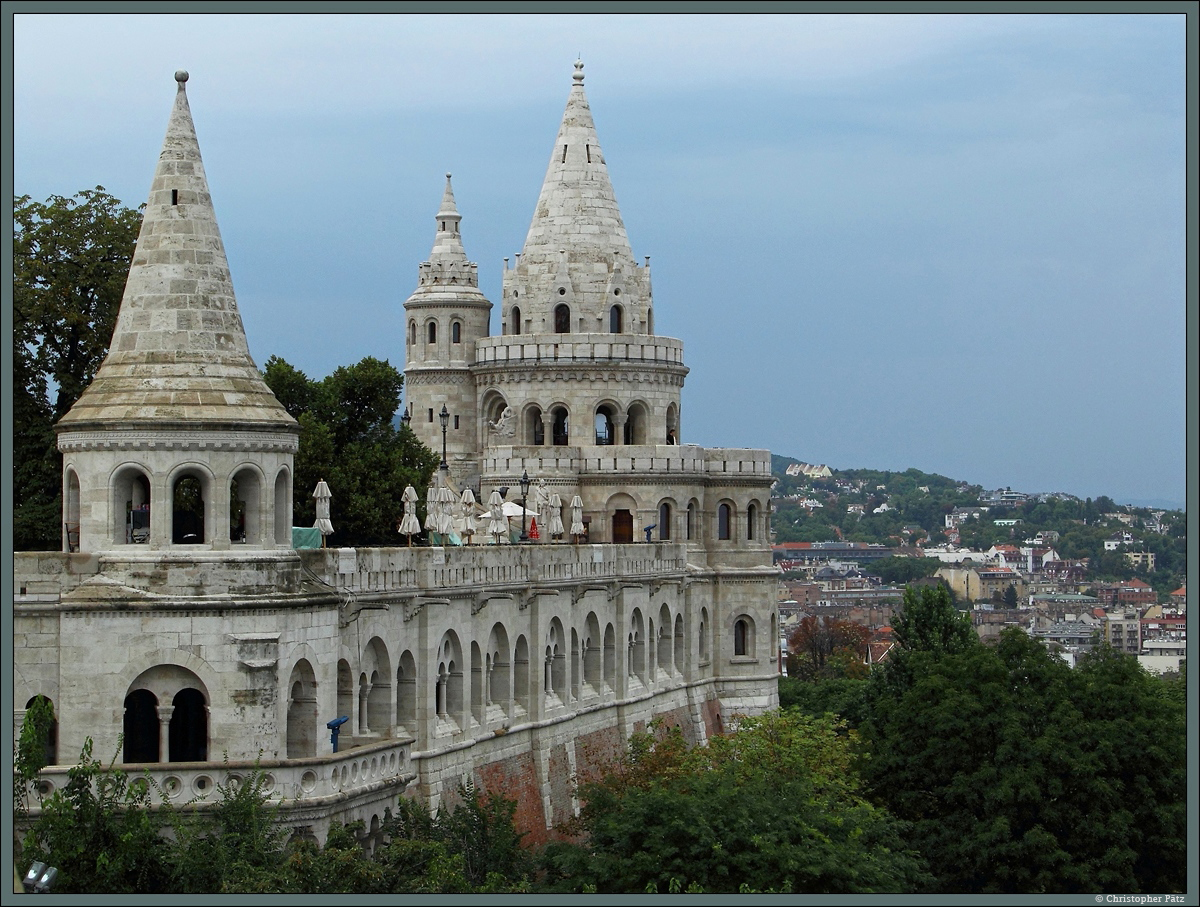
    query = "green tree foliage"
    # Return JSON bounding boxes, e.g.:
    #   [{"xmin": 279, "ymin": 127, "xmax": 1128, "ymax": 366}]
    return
[
  {"xmin": 12, "ymin": 188, "xmax": 143, "ymax": 550},
  {"xmin": 778, "ymin": 676, "xmax": 869, "ymax": 728},
  {"xmin": 263, "ymin": 355, "xmax": 439, "ymax": 546},
  {"xmin": 861, "ymin": 610, "xmax": 1187, "ymax": 893},
  {"xmin": 870, "ymin": 556, "xmax": 943, "ymax": 585},
  {"xmin": 540, "ymin": 714, "xmax": 927, "ymax": 894}
]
